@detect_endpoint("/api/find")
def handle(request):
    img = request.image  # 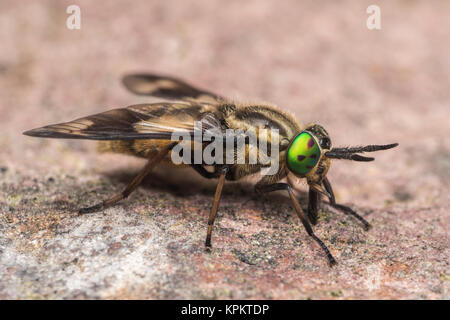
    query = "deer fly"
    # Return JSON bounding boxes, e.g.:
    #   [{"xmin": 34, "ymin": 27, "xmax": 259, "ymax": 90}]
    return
[{"xmin": 24, "ymin": 73, "xmax": 398, "ymax": 266}]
